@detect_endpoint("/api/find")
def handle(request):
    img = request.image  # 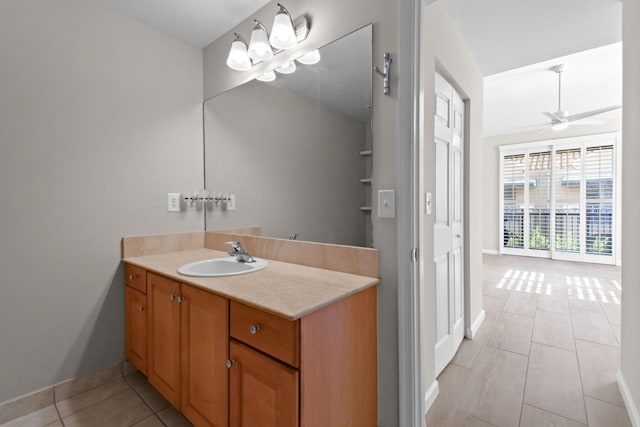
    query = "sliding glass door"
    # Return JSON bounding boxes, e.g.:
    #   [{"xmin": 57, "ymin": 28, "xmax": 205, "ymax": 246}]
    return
[{"xmin": 500, "ymin": 134, "xmax": 618, "ymax": 264}]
